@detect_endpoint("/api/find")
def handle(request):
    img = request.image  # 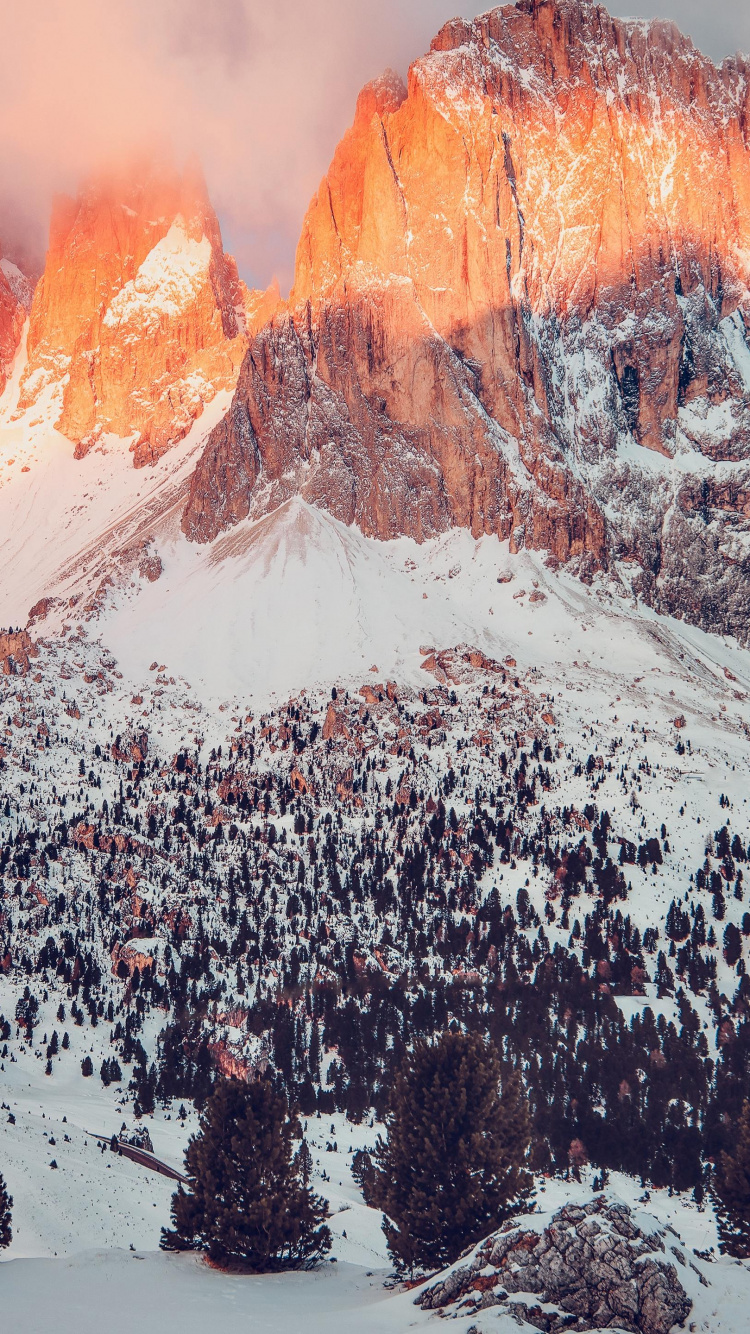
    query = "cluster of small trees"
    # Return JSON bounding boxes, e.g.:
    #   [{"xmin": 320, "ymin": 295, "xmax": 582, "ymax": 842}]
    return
[{"xmin": 715, "ymin": 1102, "xmax": 750, "ymax": 1256}]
